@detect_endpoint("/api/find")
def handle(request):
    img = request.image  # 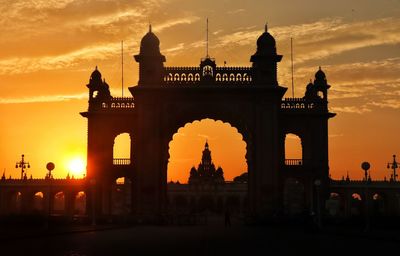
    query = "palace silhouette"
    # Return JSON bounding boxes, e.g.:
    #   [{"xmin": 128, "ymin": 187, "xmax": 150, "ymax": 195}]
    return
[{"xmin": 1, "ymin": 23, "xmax": 399, "ymax": 223}]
